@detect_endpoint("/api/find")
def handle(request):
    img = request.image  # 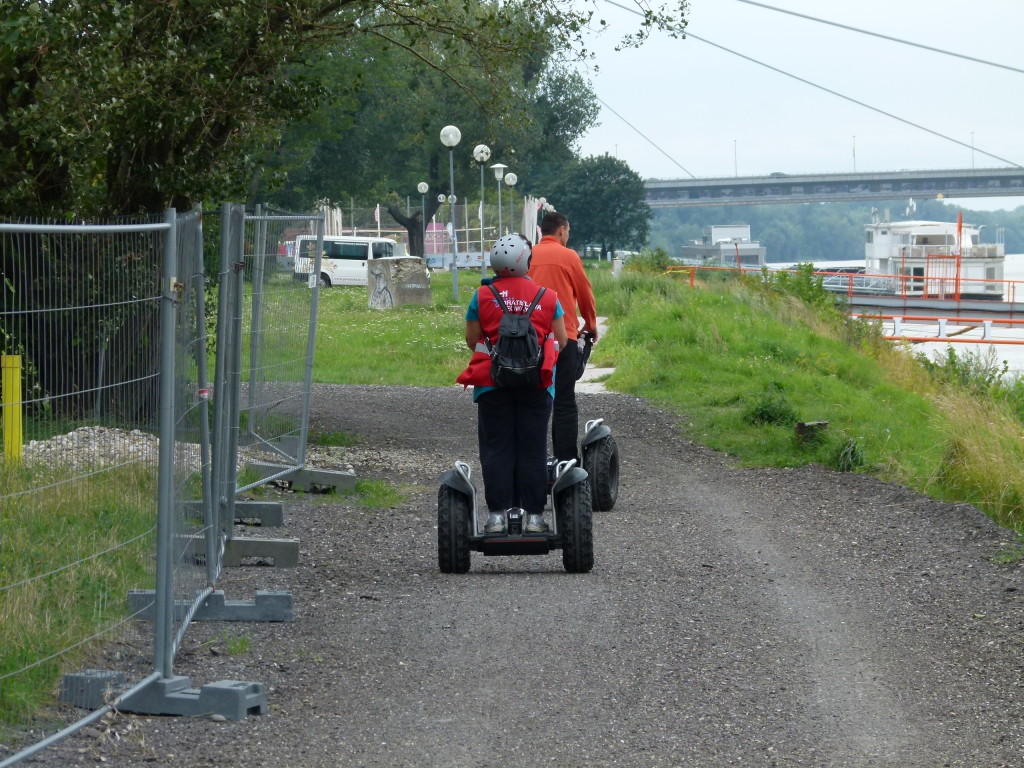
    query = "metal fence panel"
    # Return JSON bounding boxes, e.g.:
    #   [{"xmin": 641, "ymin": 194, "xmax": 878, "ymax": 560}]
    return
[
  {"xmin": 232, "ymin": 208, "xmax": 323, "ymax": 493},
  {"xmin": 0, "ymin": 203, "xmax": 308, "ymax": 764},
  {"xmin": 0, "ymin": 218, "xmax": 167, "ymax": 756},
  {"xmin": 164, "ymin": 208, "xmax": 215, "ymax": 660}
]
